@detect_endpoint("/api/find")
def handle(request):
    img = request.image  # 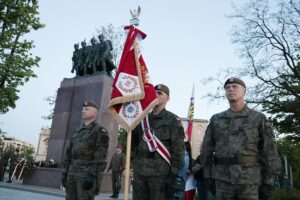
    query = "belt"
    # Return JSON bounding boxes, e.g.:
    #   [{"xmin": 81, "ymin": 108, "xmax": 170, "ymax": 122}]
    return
[{"xmin": 215, "ymin": 155, "xmax": 258, "ymax": 165}]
